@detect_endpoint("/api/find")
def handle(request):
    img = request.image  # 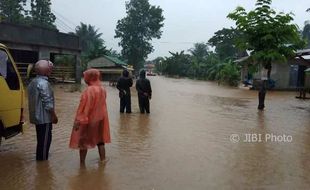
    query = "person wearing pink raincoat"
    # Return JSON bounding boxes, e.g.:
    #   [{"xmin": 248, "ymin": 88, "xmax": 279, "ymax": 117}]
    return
[{"xmin": 69, "ymin": 69, "xmax": 111, "ymax": 164}]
